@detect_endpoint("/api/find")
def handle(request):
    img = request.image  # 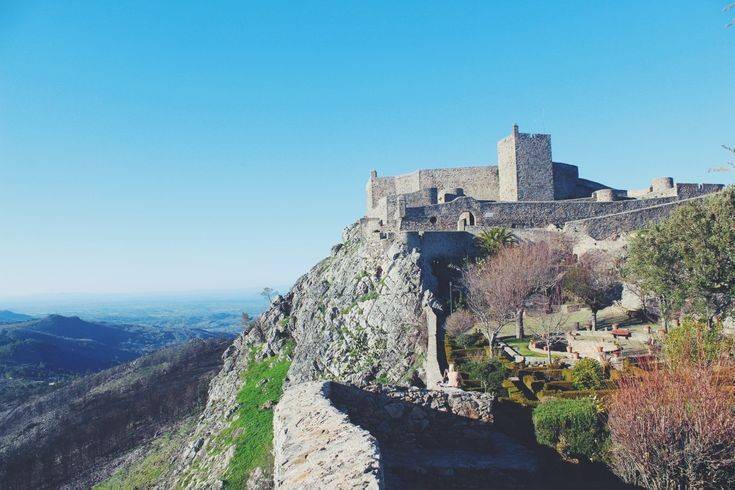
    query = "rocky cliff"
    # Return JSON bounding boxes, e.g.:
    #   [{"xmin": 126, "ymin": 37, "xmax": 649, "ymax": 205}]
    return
[{"xmin": 164, "ymin": 223, "xmax": 445, "ymax": 487}]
